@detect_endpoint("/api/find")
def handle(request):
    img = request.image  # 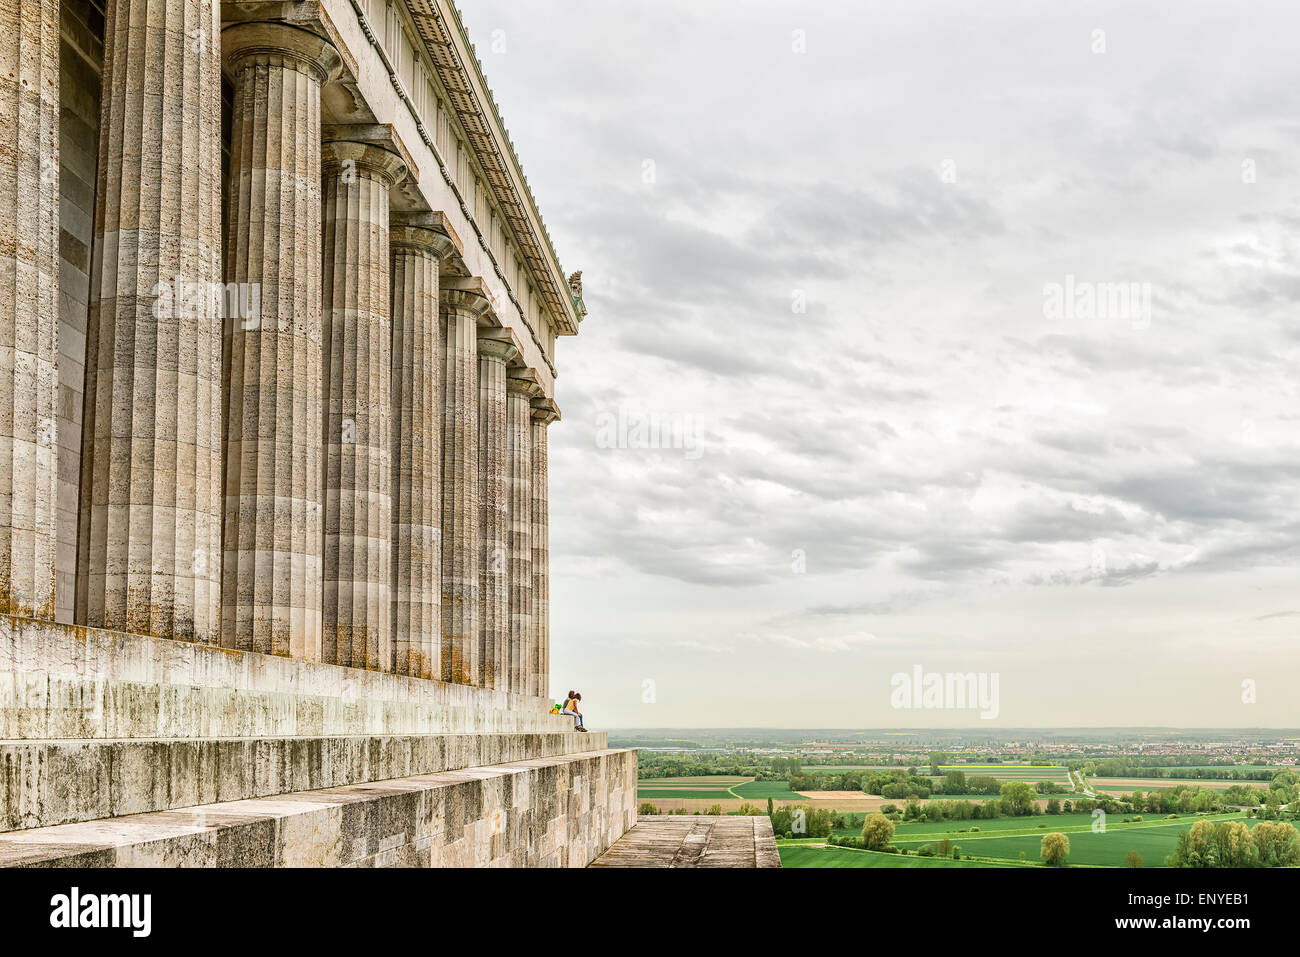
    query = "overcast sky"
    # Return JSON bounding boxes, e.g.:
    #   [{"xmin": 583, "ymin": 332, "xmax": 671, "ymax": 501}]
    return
[{"xmin": 459, "ymin": 0, "xmax": 1300, "ymax": 729}]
